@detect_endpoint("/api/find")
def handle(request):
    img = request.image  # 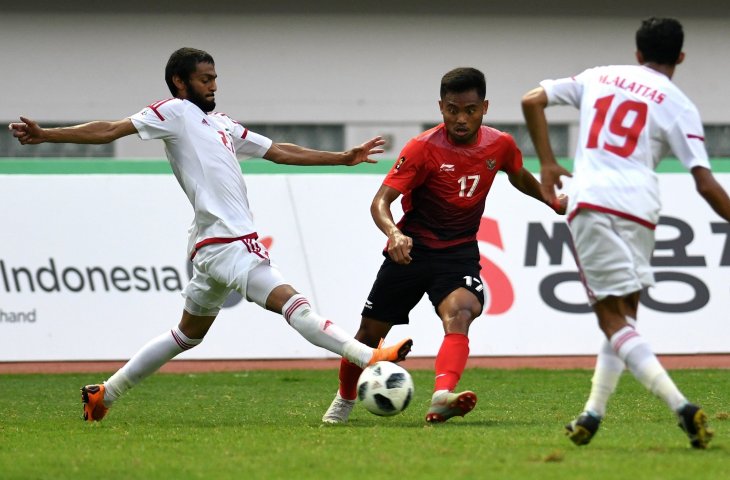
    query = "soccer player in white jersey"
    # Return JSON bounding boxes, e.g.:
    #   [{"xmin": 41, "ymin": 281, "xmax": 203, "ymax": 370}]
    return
[
  {"xmin": 9, "ymin": 47, "xmax": 412, "ymax": 423},
  {"xmin": 522, "ymin": 17, "xmax": 730, "ymax": 449}
]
